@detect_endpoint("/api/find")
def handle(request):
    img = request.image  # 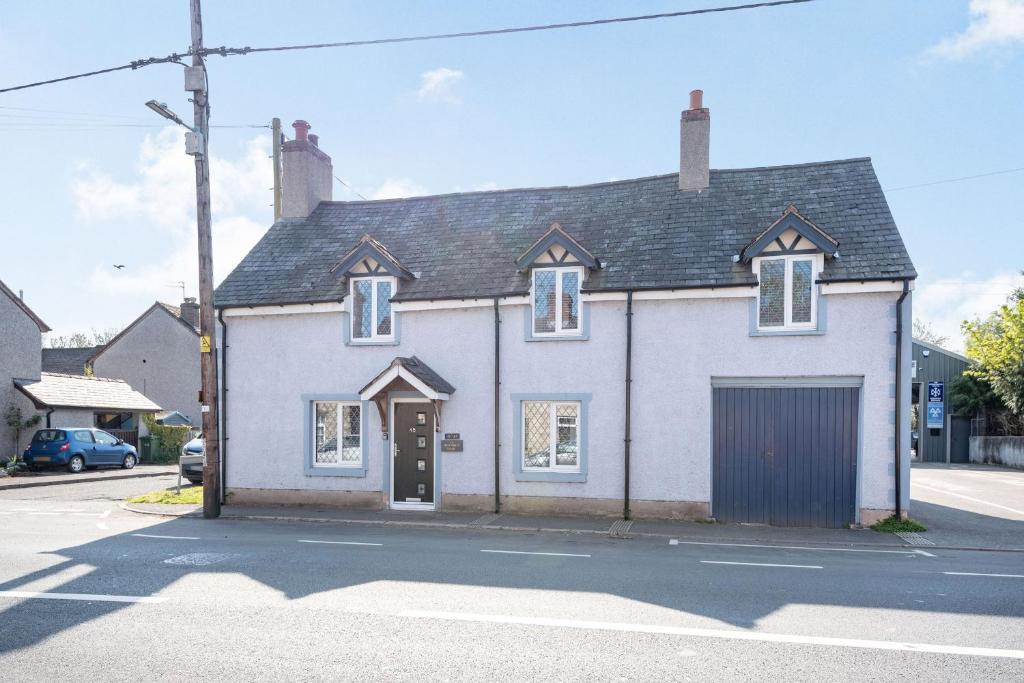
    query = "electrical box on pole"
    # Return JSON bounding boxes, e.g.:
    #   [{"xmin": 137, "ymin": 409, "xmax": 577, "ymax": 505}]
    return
[{"xmin": 184, "ymin": 66, "xmax": 205, "ymax": 92}]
